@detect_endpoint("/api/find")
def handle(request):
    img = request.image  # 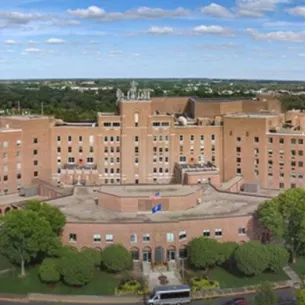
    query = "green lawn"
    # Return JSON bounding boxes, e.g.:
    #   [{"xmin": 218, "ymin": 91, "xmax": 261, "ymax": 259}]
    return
[
  {"xmin": 0, "ymin": 254, "xmax": 13, "ymax": 270},
  {"xmin": 186, "ymin": 266, "xmax": 289, "ymax": 289},
  {"xmin": 290, "ymin": 256, "xmax": 305, "ymax": 277},
  {"xmin": 0, "ymin": 266, "xmax": 119, "ymax": 295}
]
